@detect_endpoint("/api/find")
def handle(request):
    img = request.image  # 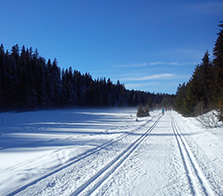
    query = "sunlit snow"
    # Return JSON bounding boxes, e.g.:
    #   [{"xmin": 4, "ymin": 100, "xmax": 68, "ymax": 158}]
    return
[{"xmin": 0, "ymin": 109, "xmax": 223, "ymax": 195}]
